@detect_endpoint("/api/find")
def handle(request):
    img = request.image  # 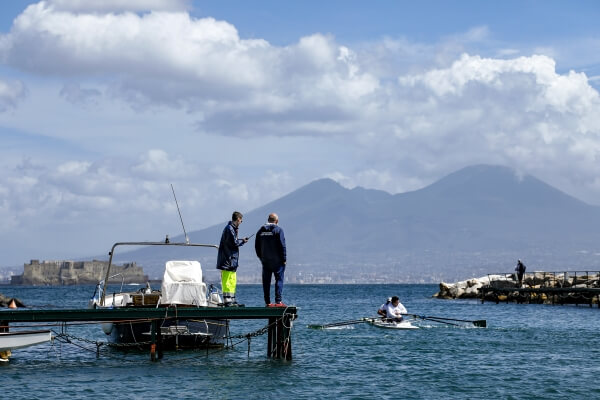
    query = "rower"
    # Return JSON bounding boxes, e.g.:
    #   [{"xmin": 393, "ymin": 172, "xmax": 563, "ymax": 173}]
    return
[
  {"xmin": 384, "ymin": 296, "xmax": 407, "ymax": 322},
  {"xmin": 377, "ymin": 297, "xmax": 392, "ymax": 318}
]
